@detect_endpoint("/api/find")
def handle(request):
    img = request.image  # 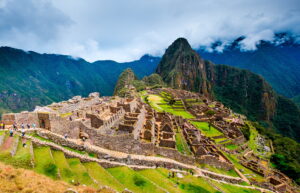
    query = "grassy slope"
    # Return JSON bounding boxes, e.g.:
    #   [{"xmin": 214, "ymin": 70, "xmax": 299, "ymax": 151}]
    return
[
  {"xmin": 147, "ymin": 94, "xmax": 194, "ymax": 119},
  {"xmin": 190, "ymin": 121, "xmax": 223, "ymax": 137},
  {"xmin": 156, "ymin": 168, "xmax": 218, "ymax": 193},
  {"xmin": 52, "ymin": 150, "xmax": 75, "ymax": 183},
  {"xmin": 107, "ymin": 166, "xmax": 165, "ymax": 193},
  {"xmin": 0, "ymin": 135, "xmax": 21, "ymax": 166},
  {"xmin": 0, "ymin": 162, "xmax": 111, "ymax": 193},
  {"xmin": 176, "ymin": 132, "xmax": 192, "ymax": 155},
  {"xmin": 67, "ymin": 158, "xmax": 98, "ymax": 188},
  {"xmin": 84, "ymin": 162, "xmax": 125, "ymax": 192},
  {"xmin": 33, "ymin": 146, "xmax": 59, "ymax": 179},
  {"xmin": 211, "ymin": 181, "xmax": 260, "ymax": 193},
  {"xmin": 138, "ymin": 169, "xmax": 183, "ymax": 193},
  {"xmin": 11, "ymin": 138, "xmax": 32, "ymax": 169}
]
